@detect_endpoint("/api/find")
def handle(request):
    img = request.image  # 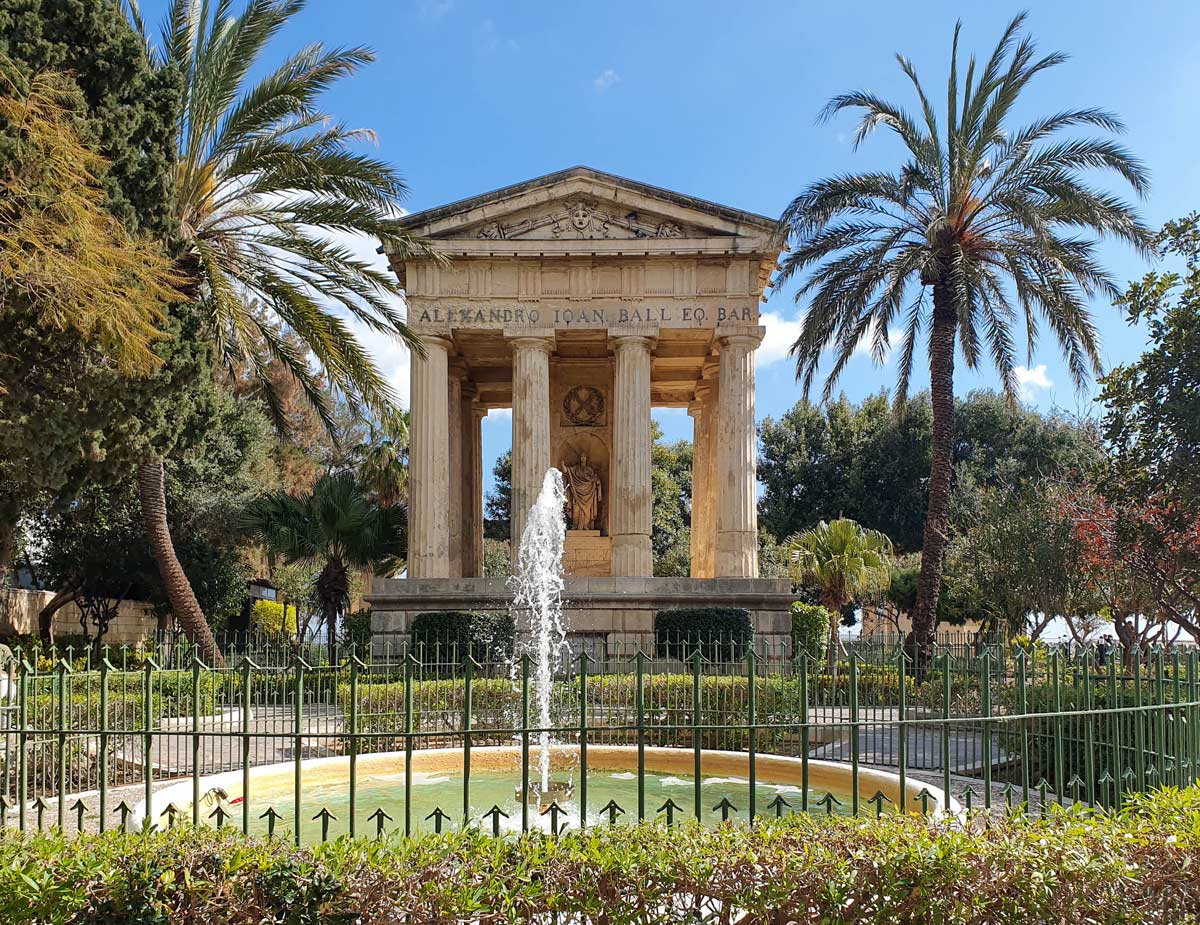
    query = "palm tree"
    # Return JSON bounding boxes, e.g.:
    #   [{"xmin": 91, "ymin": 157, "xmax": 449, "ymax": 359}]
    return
[
  {"xmin": 353, "ymin": 414, "xmax": 410, "ymax": 508},
  {"xmin": 787, "ymin": 518, "xmax": 893, "ymax": 673},
  {"xmin": 775, "ymin": 14, "xmax": 1150, "ymax": 666},
  {"xmin": 242, "ymin": 472, "xmax": 406, "ymax": 660},
  {"xmin": 125, "ymin": 0, "xmax": 431, "ymax": 663}
]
